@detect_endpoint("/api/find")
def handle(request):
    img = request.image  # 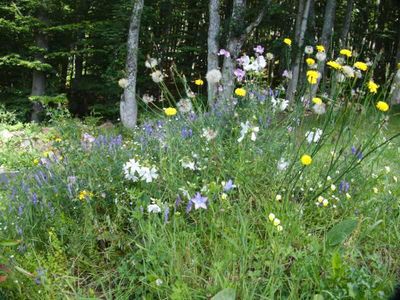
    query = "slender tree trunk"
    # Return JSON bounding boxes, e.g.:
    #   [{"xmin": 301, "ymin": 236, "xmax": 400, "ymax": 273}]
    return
[
  {"xmin": 31, "ymin": 13, "xmax": 48, "ymax": 122},
  {"xmin": 339, "ymin": 0, "xmax": 354, "ymax": 47},
  {"xmin": 311, "ymin": 0, "xmax": 336, "ymax": 98},
  {"xmin": 120, "ymin": 0, "xmax": 144, "ymax": 130},
  {"xmin": 220, "ymin": 0, "xmax": 268, "ymax": 105},
  {"xmin": 207, "ymin": 0, "xmax": 220, "ymax": 108},
  {"xmin": 286, "ymin": 0, "xmax": 311, "ymax": 102},
  {"xmin": 390, "ymin": 24, "xmax": 400, "ymax": 104}
]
